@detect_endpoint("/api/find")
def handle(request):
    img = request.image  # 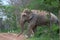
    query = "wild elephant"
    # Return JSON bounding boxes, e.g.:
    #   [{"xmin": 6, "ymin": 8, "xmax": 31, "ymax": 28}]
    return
[{"xmin": 18, "ymin": 8, "xmax": 59, "ymax": 38}]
